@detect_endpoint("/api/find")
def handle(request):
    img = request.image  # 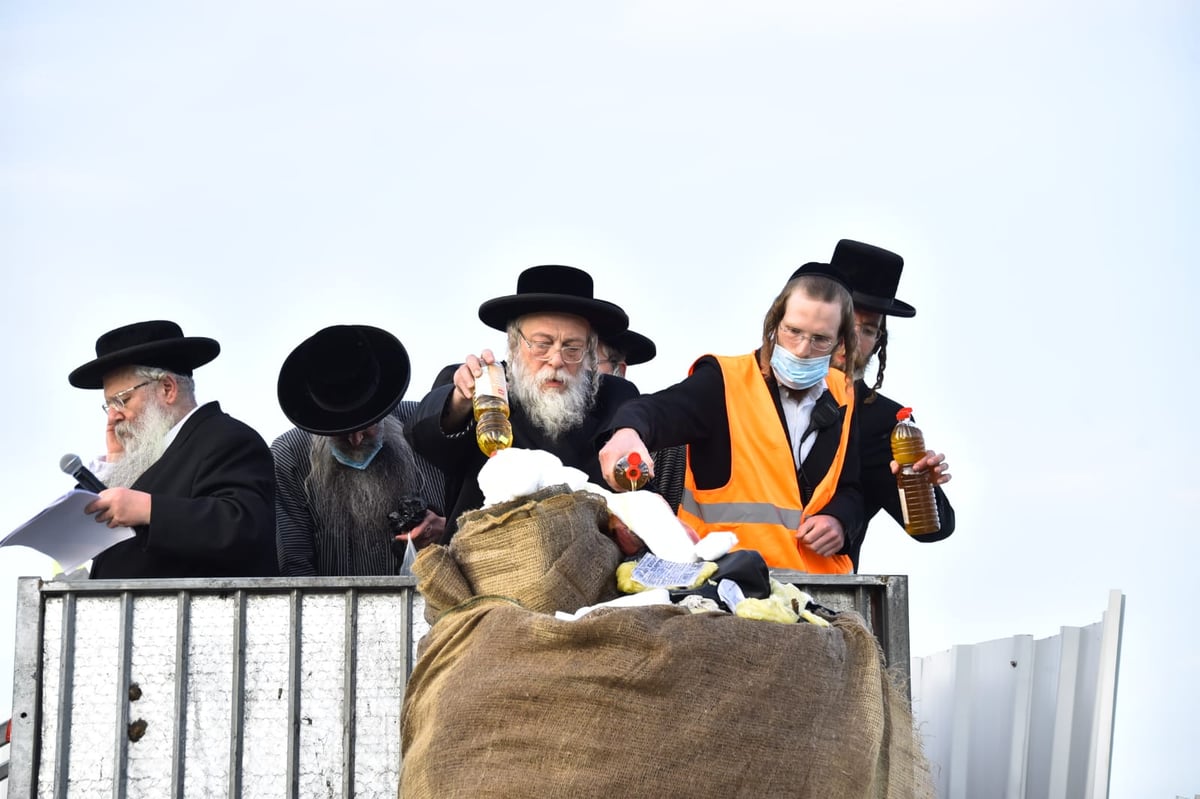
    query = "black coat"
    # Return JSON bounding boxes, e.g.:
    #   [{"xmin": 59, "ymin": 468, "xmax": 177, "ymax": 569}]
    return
[
  {"xmin": 604, "ymin": 354, "xmax": 866, "ymax": 556},
  {"xmin": 408, "ymin": 371, "xmax": 640, "ymax": 538},
  {"xmin": 851, "ymin": 381, "xmax": 955, "ymax": 571},
  {"xmin": 90, "ymin": 402, "xmax": 278, "ymax": 579}
]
